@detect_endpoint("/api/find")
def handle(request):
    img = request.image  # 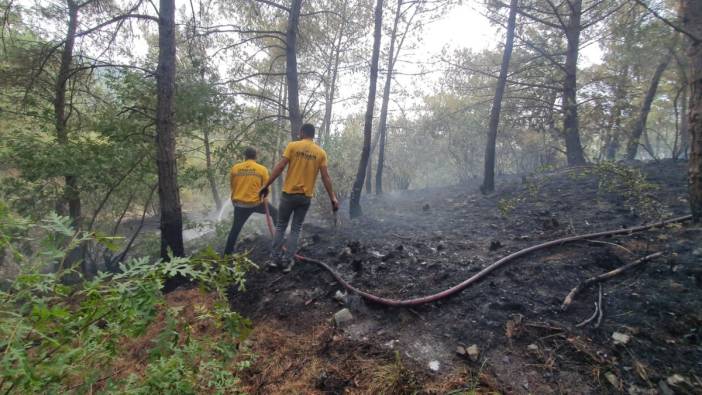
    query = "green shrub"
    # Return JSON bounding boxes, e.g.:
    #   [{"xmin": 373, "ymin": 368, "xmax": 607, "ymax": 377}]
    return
[{"xmin": 0, "ymin": 204, "xmax": 253, "ymax": 394}]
